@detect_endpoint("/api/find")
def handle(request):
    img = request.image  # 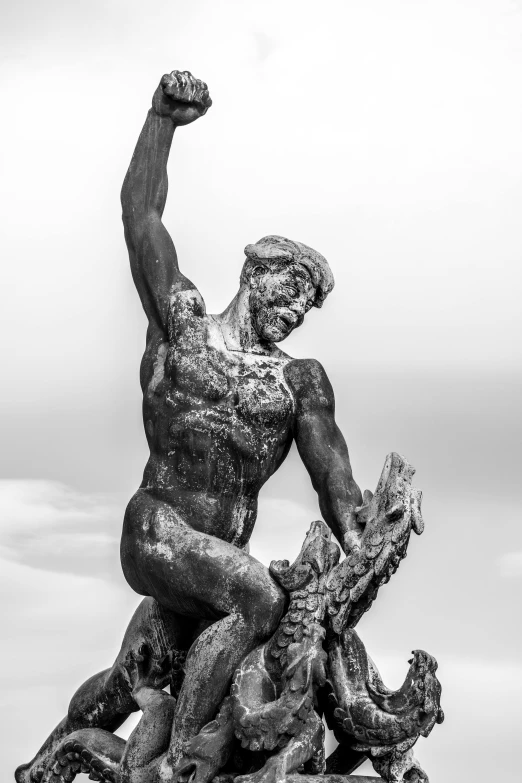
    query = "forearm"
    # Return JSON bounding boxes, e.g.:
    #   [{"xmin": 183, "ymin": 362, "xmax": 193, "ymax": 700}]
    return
[
  {"xmin": 286, "ymin": 354, "xmax": 365, "ymax": 552},
  {"xmin": 295, "ymin": 412, "xmax": 363, "ymax": 550},
  {"xmin": 317, "ymin": 462, "xmax": 363, "ymax": 550},
  {"xmin": 121, "ymin": 110, "xmax": 175, "ymax": 226},
  {"xmin": 122, "ymin": 687, "xmax": 175, "ymax": 770}
]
